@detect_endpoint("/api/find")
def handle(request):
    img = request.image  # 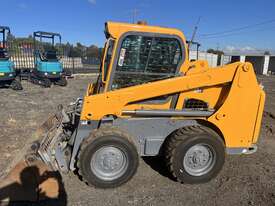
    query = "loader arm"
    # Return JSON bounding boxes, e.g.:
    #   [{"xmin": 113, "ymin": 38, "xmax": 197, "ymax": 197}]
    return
[{"xmin": 81, "ymin": 62, "xmax": 238, "ymax": 120}]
